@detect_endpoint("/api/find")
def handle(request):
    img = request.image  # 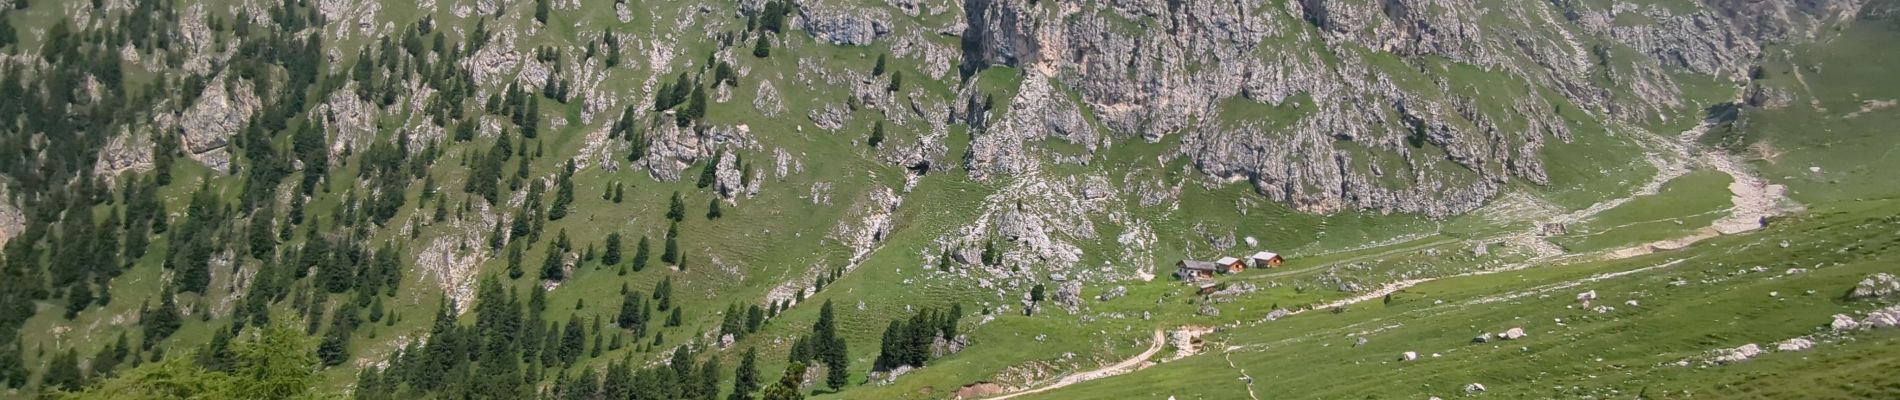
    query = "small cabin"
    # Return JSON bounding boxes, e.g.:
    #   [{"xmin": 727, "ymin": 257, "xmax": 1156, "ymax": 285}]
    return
[
  {"xmin": 1249, "ymin": 251, "xmax": 1285, "ymax": 268},
  {"xmin": 1214, "ymin": 256, "xmax": 1246, "ymax": 274},
  {"xmin": 1174, "ymin": 260, "xmax": 1221, "ymax": 281},
  {"xmin": 1197, "ymin": 282, "xmax": 1219, "ymax": 295}
]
